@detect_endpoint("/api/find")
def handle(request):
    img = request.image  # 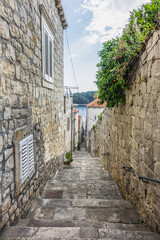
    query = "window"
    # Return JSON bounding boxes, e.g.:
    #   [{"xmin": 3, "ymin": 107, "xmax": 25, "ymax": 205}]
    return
[
  {"xmin": 42, "ymin": 16, "xmax": 54, "ymax": 83},
  {"xmin": 94, "ymin": 115, "xmax": 97, "ymax": 121},
  {"xmin": 19, "ymin": 134, "xmax": 34, "ymax": 185},
  {"xmin": 67, "ymin": 117, "xmax": 70, "ymax": 131}
]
